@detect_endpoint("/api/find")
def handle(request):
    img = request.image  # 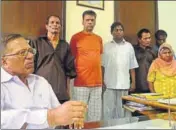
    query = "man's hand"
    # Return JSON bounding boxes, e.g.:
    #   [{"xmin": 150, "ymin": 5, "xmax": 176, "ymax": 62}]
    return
[
  {"xmin": 129, "ymin": 82, "xmax": 136, "ymax": 92},
  {"xmin": 67, "ymin": 88, "xmax": 71, "ymax": 99},
  {"xmin": 47, "ymin": 101, "xmax": 87, "ymax": 128},
  {"xmin": 102, "ymin": 81, "xmax": 107, "ymax": 92}
]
